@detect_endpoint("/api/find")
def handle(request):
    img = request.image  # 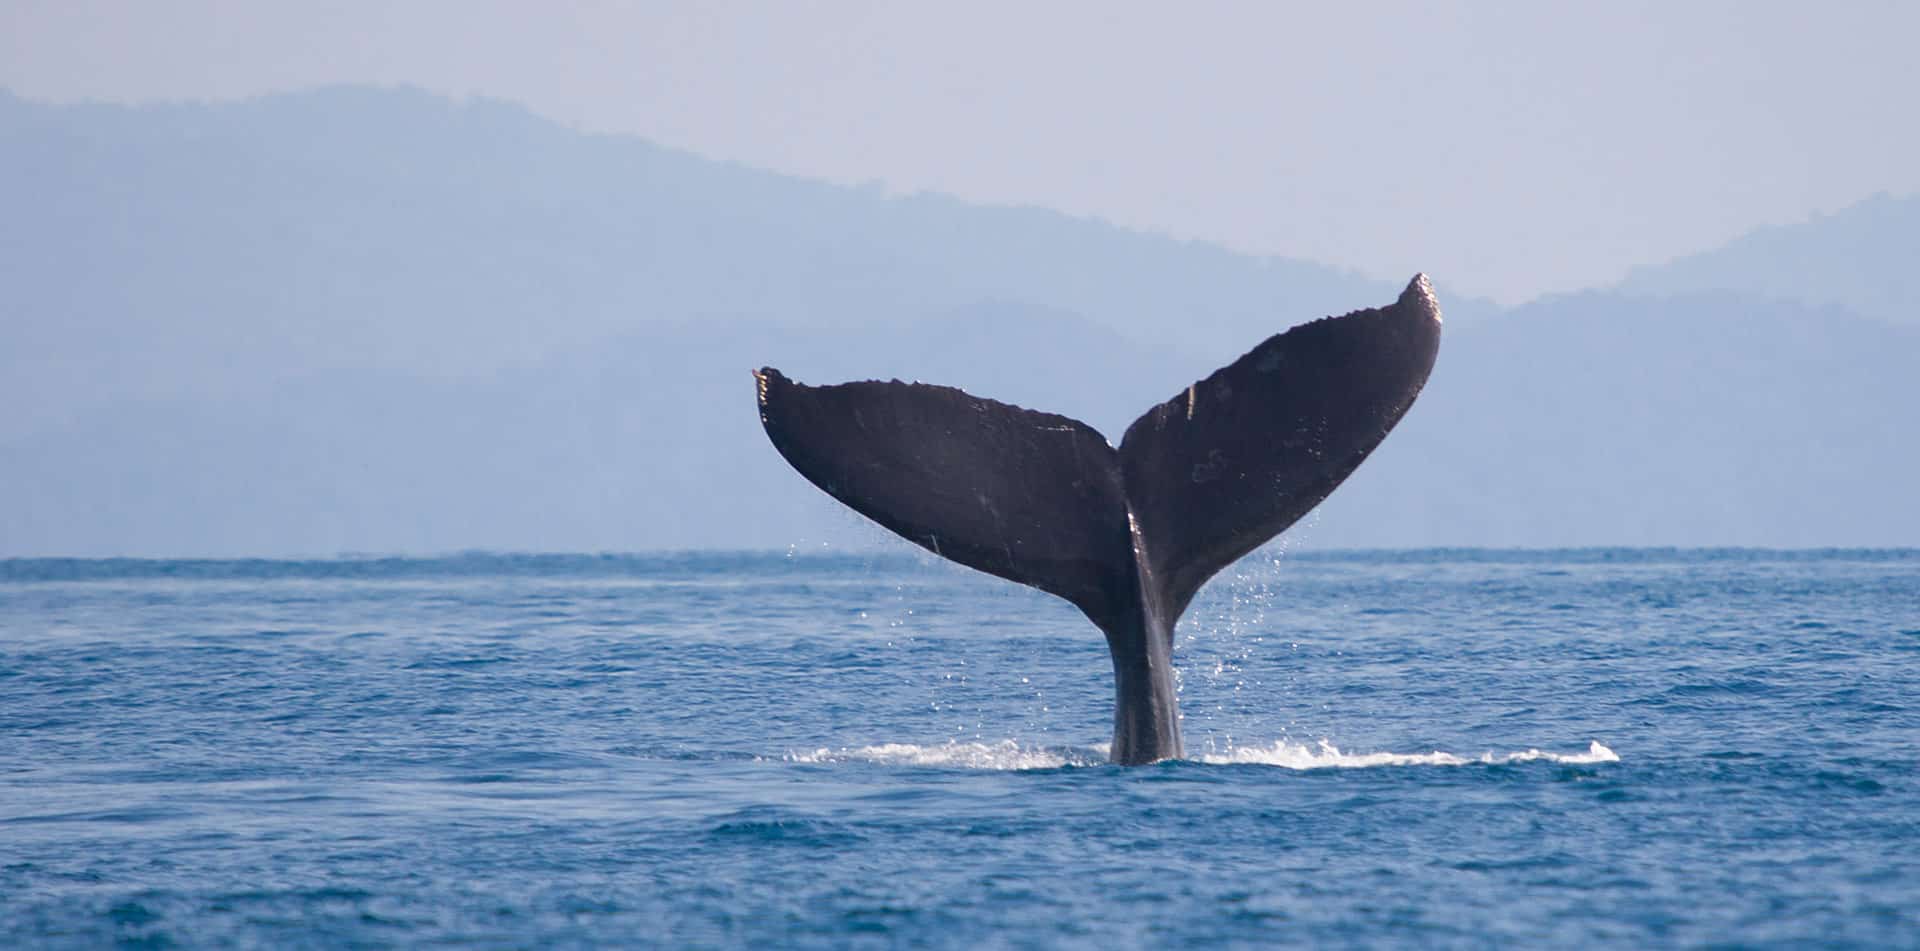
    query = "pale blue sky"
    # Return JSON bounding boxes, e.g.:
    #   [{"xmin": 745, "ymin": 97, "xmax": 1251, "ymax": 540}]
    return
[{"xmin": 4, "ymin": 1, "xmax": 1915, "ymax": 303}]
